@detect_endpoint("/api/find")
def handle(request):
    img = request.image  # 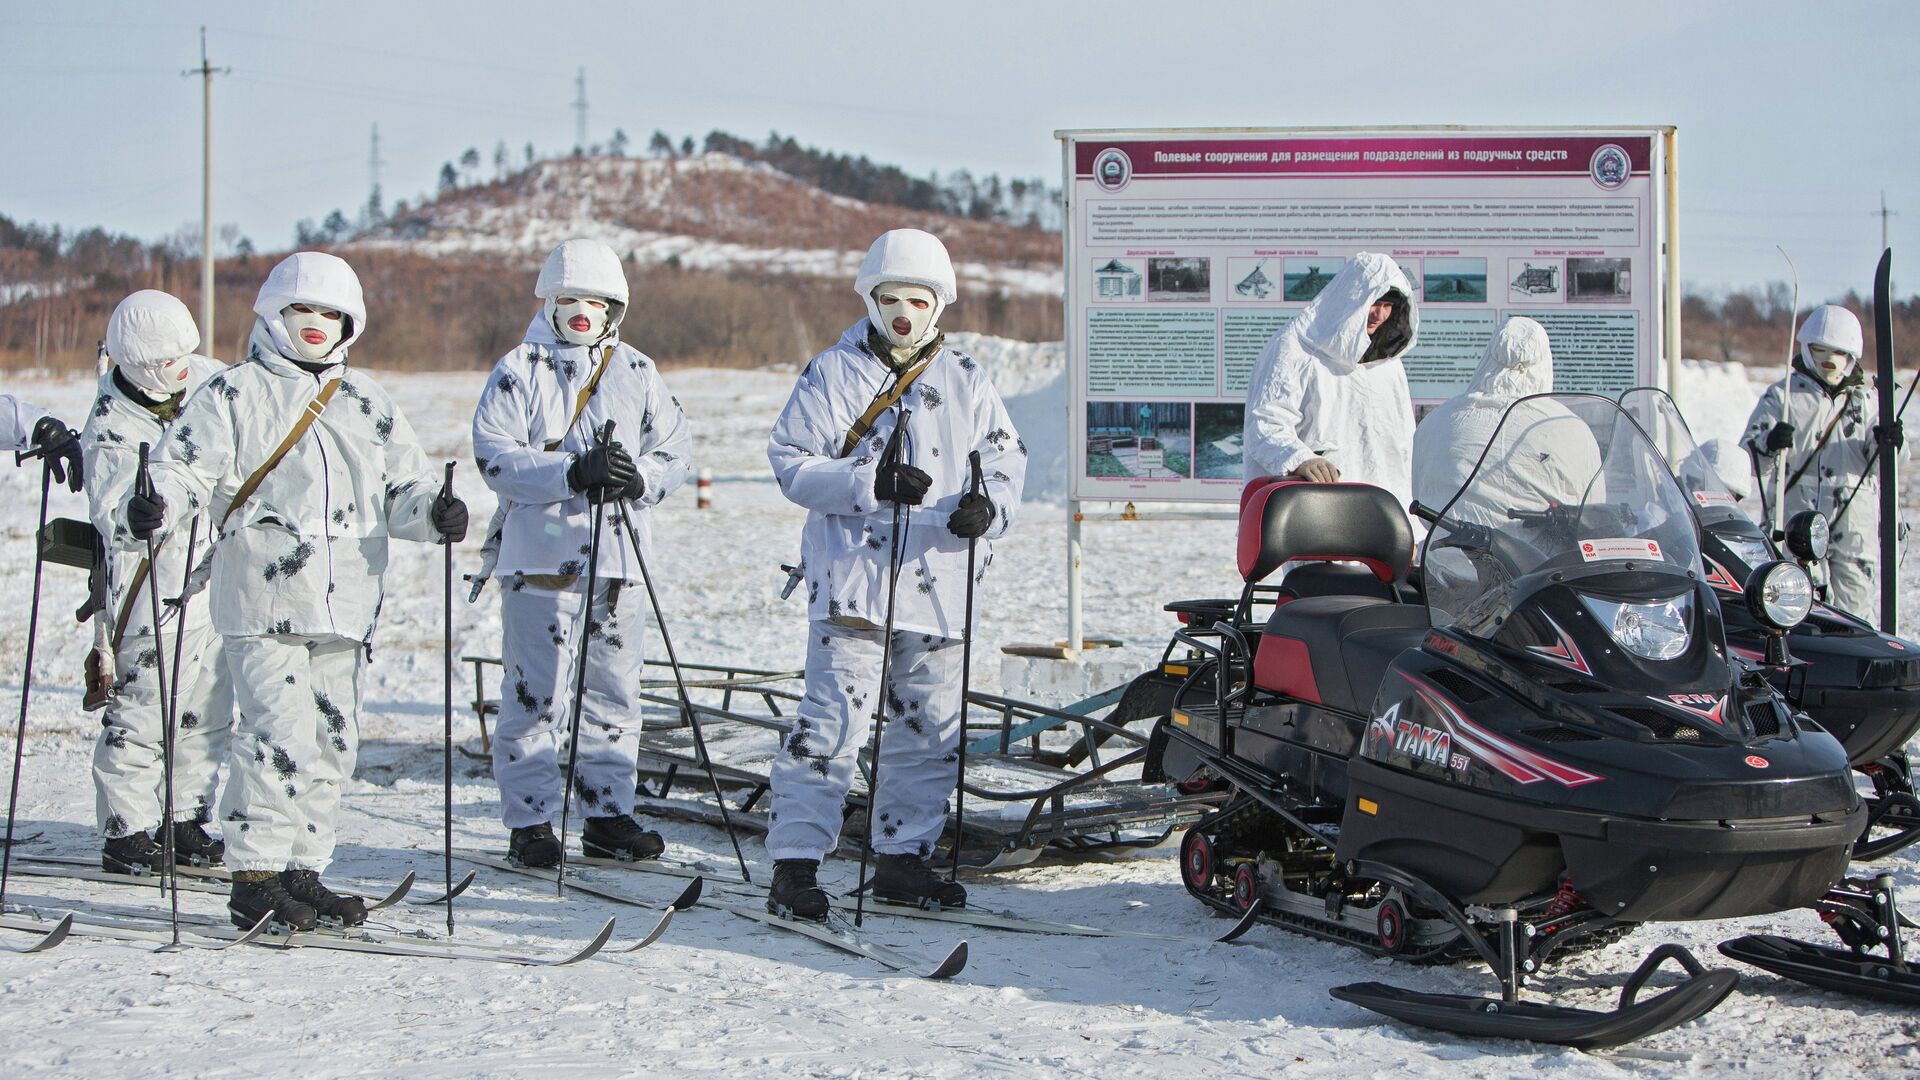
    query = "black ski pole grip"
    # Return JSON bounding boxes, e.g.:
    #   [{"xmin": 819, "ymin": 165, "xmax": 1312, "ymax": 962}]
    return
[
  {"xmin": 967, "ymin": 450, "xmax": 984, "ymax": 495},
  {"xmin": 880, "ymin": 407, "xmax": 913, "ymax": 469},
  {"xmin": 597, "ymin": 419, "xmax": 616, "ymax": 447},
  {"xmin": 442, "ymin": 460, "xmax": 456, "ymax": 499},
  {"xmin": 136, "ymin": 442, "xmax": 152, "ymax": 498}
]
